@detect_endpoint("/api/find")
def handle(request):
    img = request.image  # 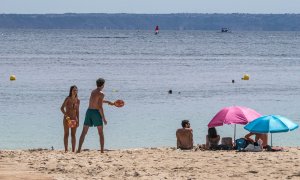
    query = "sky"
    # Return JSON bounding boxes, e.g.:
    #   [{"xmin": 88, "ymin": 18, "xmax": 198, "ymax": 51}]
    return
[{"xmin": 1, "ymin": 0, "xmax": 300, "ymax": 14}]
